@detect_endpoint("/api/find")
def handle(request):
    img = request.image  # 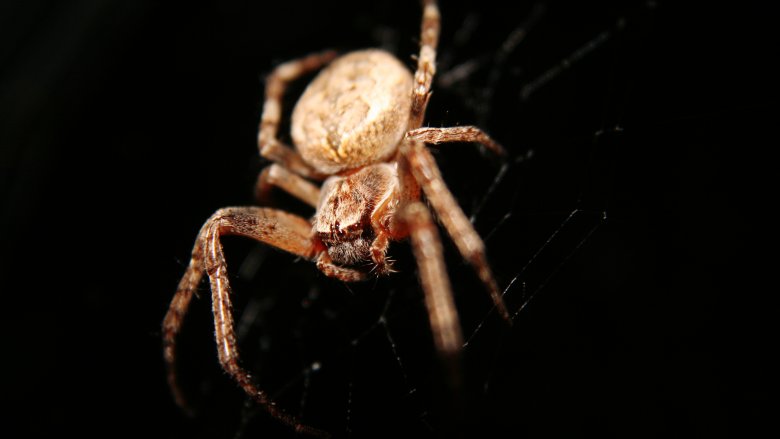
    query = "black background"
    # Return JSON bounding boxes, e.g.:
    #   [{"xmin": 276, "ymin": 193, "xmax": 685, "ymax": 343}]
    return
[{"xmin": 1, "ymin": 0, "xmax": 773, "ymax": 438}]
